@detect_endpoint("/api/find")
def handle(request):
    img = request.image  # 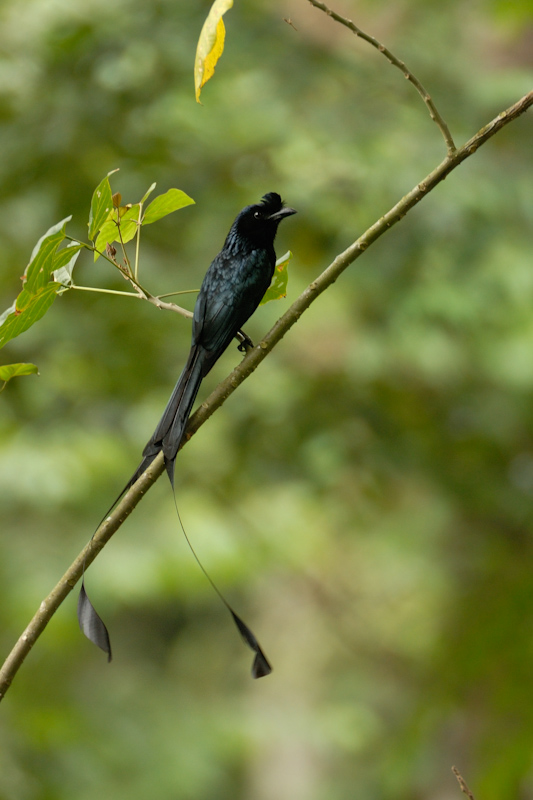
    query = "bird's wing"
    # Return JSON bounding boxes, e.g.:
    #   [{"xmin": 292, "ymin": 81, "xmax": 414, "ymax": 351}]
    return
[{"xmin": 193, "ymin": 249, "xmax": 273, "ymax": 359}]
